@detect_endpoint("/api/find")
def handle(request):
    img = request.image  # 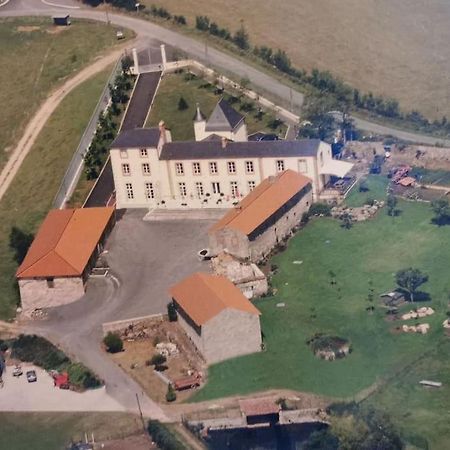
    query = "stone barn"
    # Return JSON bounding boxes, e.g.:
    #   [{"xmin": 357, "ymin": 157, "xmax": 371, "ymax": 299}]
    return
[
  {"xmin": 169, "ymin": 272, "xmax": 262, "ymax": 364},
  {"xmin": 208, "ymin": 170, "xmax": 312, "ymax": 262},
  {"xmin": 16, "ymin": 207, "xmax": 115, "ymax": 315}
]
